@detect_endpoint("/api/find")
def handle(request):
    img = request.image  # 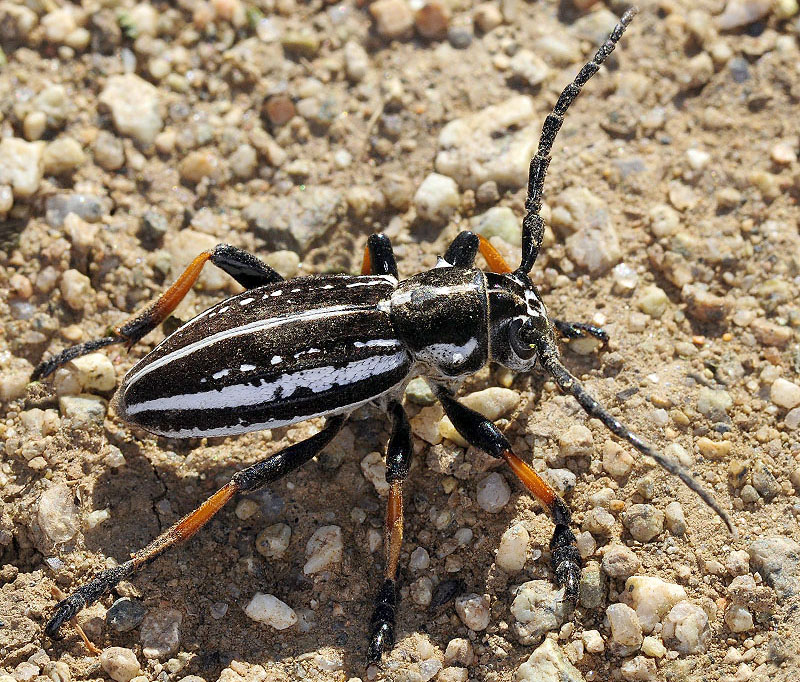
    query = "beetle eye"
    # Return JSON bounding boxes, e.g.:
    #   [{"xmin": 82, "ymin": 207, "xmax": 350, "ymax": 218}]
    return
[{"xmin": 508, "ymin": 318, "xmax": 536, "ymax": 359}]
